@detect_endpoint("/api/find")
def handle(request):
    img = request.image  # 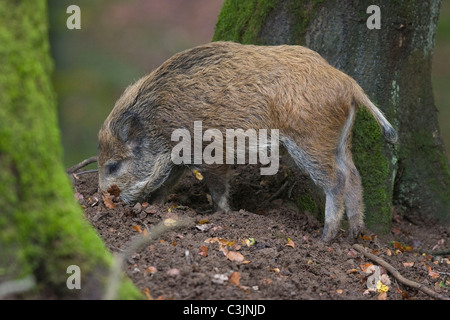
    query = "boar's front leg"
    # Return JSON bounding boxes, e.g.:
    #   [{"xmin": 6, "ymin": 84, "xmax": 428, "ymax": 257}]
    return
[
  {"xmin": 149, "ymin": 165, "xmax": 187, "ymax": 205},
  {"xmin": 201, "ymin": 164, "xmax": 231, "ymax": 213}
]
